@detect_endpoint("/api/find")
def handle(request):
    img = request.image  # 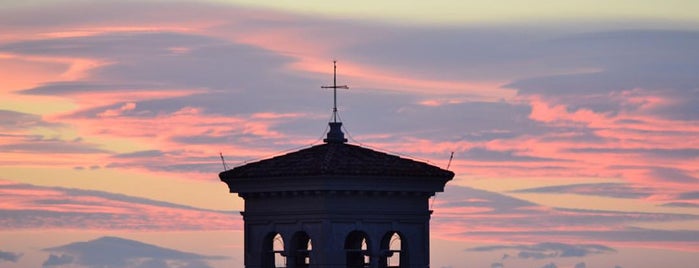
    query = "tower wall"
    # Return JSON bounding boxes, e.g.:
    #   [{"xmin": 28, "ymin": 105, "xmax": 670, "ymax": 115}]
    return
[
  {"xmin": 240, "ymin": 190, "xmax": 433, "ymax": 267},
  {"xmin": 220, "ymin": 142, "xmax": 453, "ymax": 268}
]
